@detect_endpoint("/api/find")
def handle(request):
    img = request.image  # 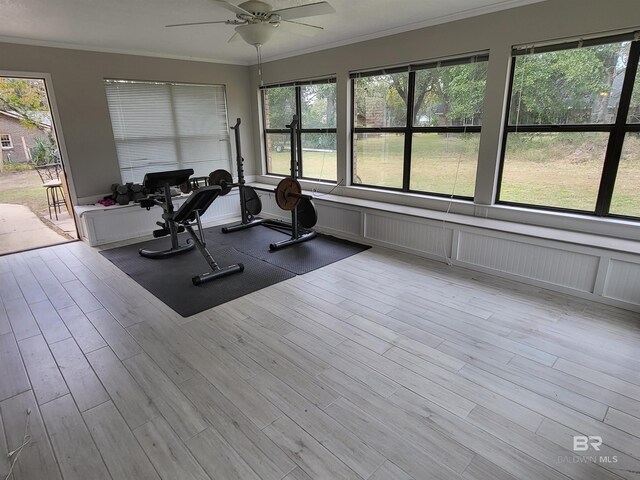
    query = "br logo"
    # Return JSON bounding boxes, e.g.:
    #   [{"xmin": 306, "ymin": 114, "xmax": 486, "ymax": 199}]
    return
[{"xmin": 573, "ymin": 435, "xmax": 602, "ymax": 451}]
